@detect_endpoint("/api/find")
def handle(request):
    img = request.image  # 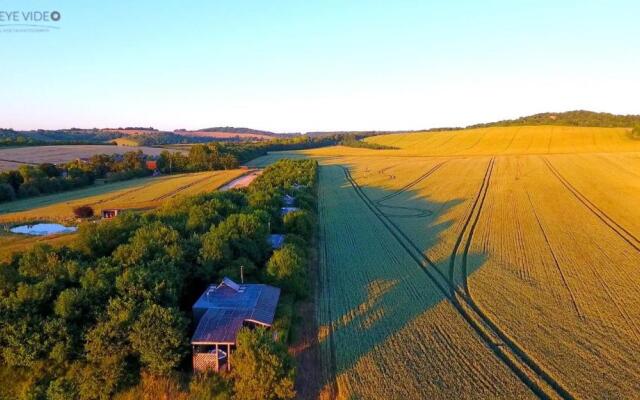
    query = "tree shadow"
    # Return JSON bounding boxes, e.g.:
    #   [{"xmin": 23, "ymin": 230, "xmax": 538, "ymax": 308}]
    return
[{"xmin": 297, "ymin": 163, "xmax": 489, "ymax": 399}]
